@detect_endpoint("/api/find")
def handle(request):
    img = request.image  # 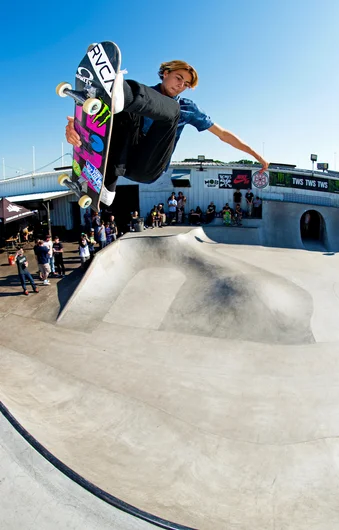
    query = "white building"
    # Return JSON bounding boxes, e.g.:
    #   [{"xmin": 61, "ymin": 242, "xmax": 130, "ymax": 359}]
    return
[{"xmin": 1, "ymin": 158, "xmax": 339, "ymax": 248}]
